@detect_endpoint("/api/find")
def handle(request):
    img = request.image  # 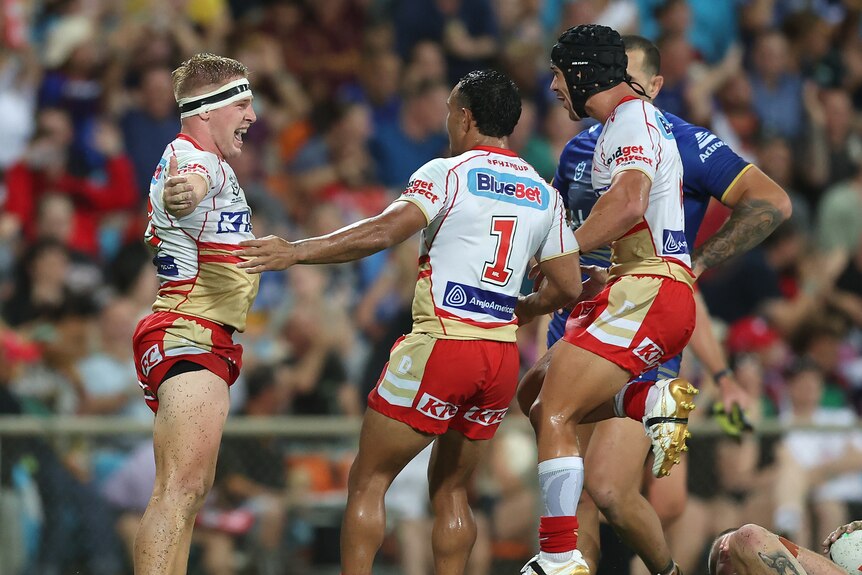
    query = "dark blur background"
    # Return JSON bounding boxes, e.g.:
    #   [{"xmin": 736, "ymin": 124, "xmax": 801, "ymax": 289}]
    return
[{"xmin": 3, "ymin": 0, "xmax": 862, "ymax": 574}]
